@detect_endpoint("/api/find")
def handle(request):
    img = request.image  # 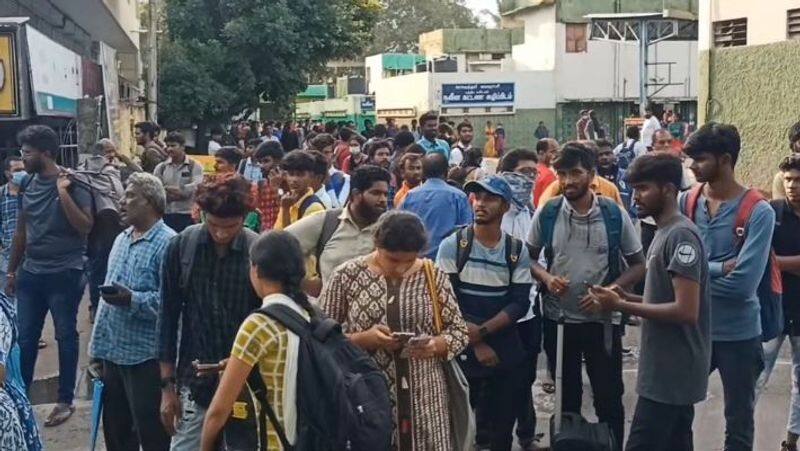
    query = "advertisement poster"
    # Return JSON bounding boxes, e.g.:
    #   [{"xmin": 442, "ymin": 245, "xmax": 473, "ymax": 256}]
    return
[
  {"xmin": 0, "ymin": 32, "xmax": 17, "ymax": 115},
  {"xmin": 26, "ymin": 26, "xmax": 81, "ymax": 117}
]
